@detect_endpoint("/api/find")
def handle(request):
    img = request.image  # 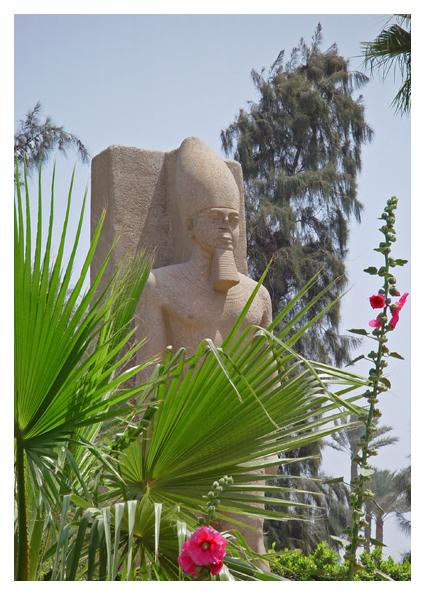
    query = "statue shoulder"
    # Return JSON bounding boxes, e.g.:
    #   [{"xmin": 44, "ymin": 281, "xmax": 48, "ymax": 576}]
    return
[
  {"xmin": 145, "ymin": 264, "xmax": 186, "ymax": 301},
  {"xmin": 238, "ymin": 274, "xmax": 272, "ymax": 320}
]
